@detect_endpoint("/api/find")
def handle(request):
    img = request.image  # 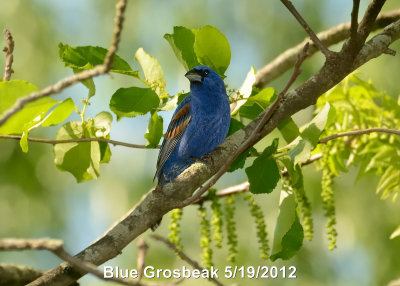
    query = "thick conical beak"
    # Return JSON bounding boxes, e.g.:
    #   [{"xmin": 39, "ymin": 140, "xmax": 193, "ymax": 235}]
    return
[{"xmin": 185, "ymin": 69, "xmax": 202, "ymax": 83}]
